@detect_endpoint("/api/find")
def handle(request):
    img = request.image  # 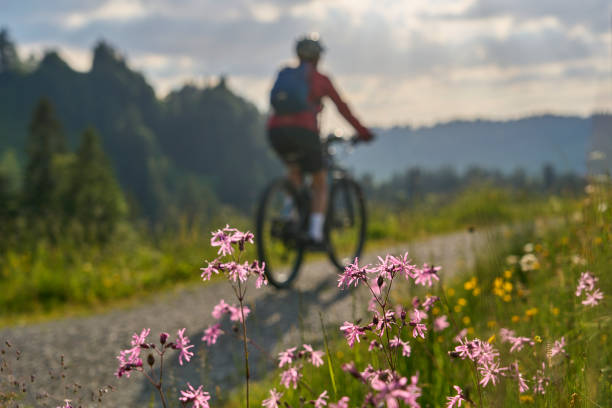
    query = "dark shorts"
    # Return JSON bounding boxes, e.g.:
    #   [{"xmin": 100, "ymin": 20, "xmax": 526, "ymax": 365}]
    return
[{"xmin": 268, "ymin": 127, "xmax": 324, "ymax": 173}]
